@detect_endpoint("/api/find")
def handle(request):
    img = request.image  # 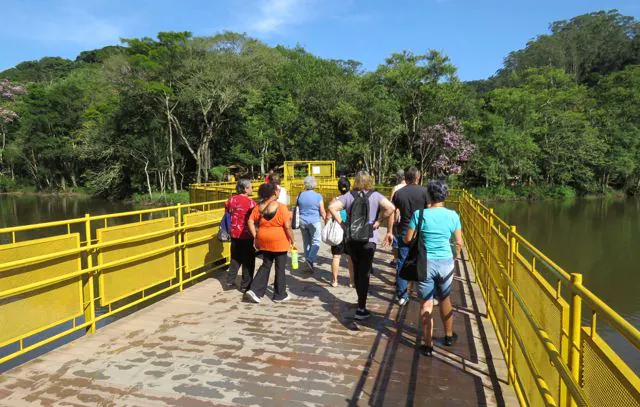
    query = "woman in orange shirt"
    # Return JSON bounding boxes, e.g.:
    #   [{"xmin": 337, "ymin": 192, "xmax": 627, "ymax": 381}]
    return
[{"xmin": 245, "ymin": 183, "xmax": 297, "ymax": 303}]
